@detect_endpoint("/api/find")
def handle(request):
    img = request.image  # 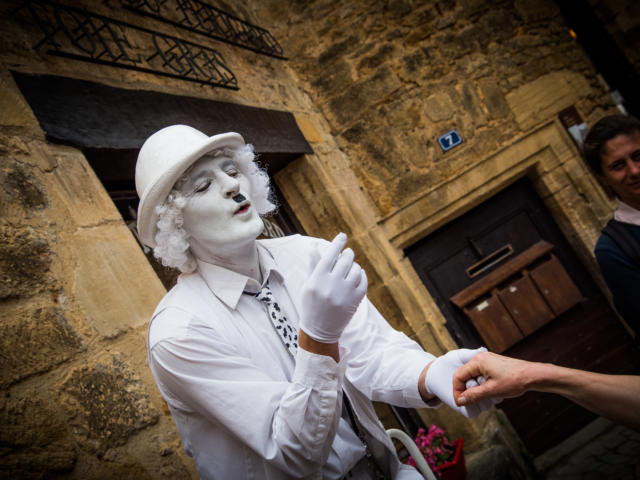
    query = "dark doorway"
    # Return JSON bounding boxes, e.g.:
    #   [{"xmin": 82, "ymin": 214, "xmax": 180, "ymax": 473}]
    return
[{"xmin": 406, "ymin": 178, "xmax": 640, "ymax": 455}]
